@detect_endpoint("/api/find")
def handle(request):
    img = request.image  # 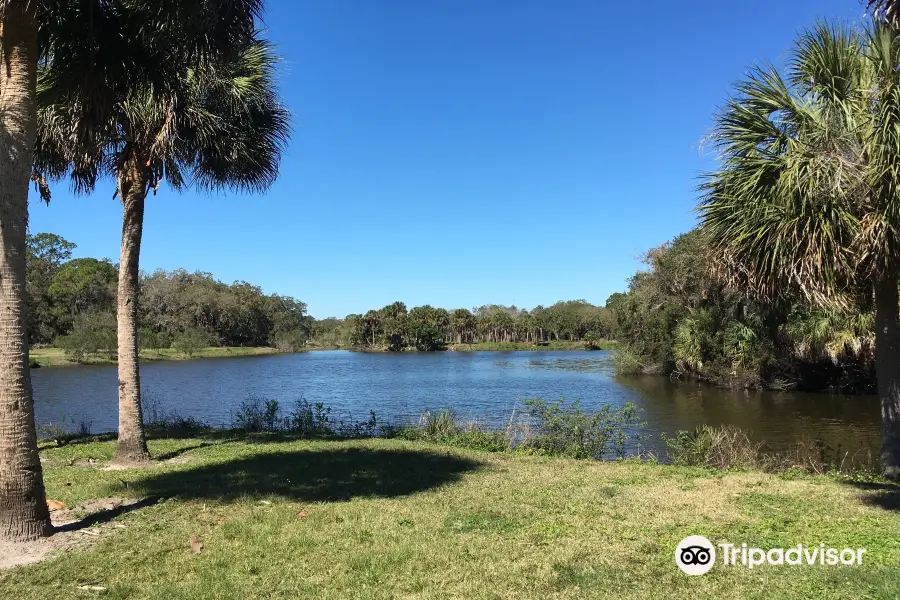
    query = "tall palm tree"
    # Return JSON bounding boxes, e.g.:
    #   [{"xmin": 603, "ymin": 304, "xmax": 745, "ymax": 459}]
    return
[
  {"xmin": 36, "ymin": 33, "xmax": 289, "ymax": 464},
  {"xmin": 700, "ymin": 21, "xmax": 900, "ymax": 478},
  {"xmin": 0, "ymin": 0, "xmax": 51, "ymax": 542},
  {"xmin": 0, "ymin": 0, "xmax": 272, "ymax": 539}
]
